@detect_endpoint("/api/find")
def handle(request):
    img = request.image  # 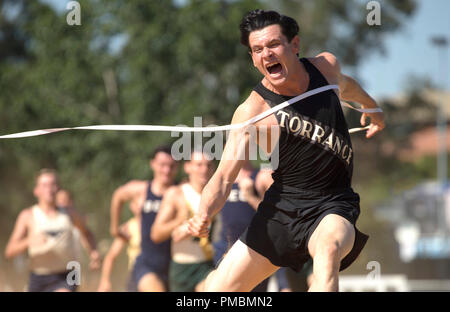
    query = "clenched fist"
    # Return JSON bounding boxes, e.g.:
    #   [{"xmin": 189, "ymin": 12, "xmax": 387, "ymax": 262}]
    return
[{"xmin": 187, "ymin": 214, "xmax": 211, "ymax": 238}]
